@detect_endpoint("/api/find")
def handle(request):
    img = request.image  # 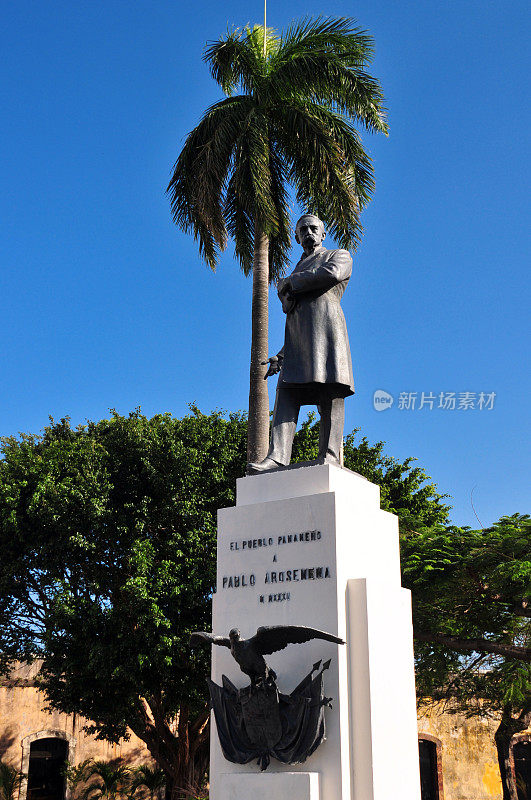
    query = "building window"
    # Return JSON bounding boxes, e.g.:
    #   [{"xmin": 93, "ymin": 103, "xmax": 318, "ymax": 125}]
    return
[
  {"xmin": 418, "ymin": 735, "xmax": 444, "ymax": 800},
  {"xmin": 513, "ymin": 739, "xmax": 531, "ymax": 800},
  {"xmin": 26, "ymin": 738, "xmax": 68, "ymax": 800}
]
